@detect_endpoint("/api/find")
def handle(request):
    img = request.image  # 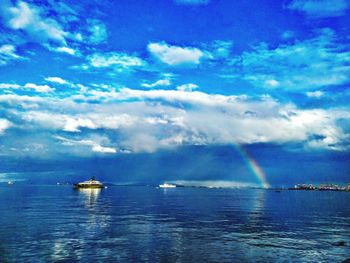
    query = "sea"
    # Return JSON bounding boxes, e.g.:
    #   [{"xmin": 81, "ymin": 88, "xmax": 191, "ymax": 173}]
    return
[{"xmin": 0, "ymin": 185, "xmax": 349, "ymax": 262}]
